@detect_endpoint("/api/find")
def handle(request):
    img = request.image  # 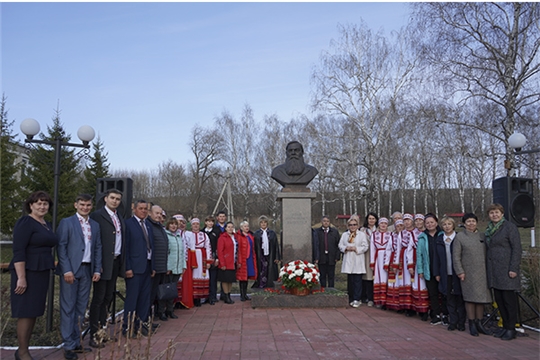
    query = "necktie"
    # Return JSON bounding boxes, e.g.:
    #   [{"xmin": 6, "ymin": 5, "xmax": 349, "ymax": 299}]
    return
[
  {"xmin": 140, "ymin": 219, "xmax": 150, "ymax": 252},
  {"xmin": 324, "ymin": 228, "xmax": 329, "ymax": 254},
  {"xmin": 111, "ymin": 212, "xmax": 120, "ymax": 232},
  {"xmin": 348, "ymin": 231, "xmax": 356, "ymax": 244}
]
